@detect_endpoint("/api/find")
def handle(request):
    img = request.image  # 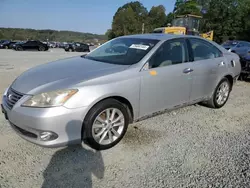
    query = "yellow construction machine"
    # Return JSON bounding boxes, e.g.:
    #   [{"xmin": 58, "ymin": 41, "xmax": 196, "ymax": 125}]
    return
[{"xmin": 153, "ymin": 14, "xmax": 214, "ymax": 41}]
